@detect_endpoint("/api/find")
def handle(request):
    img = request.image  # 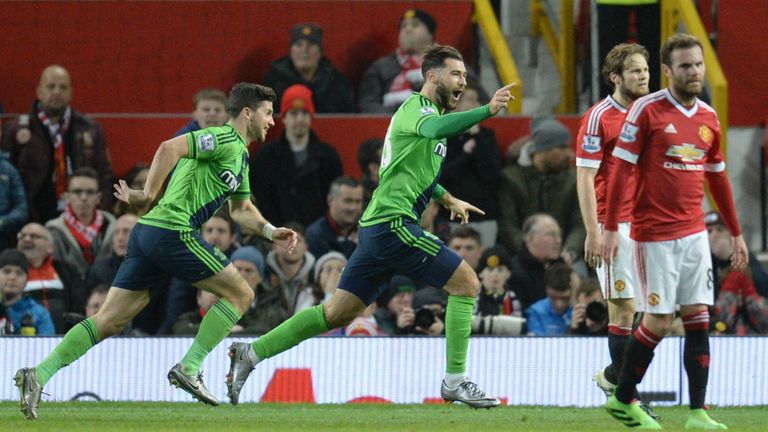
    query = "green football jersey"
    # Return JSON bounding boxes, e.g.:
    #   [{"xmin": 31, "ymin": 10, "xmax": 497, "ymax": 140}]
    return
[
  {"xmin": 139, "ymin": 124, "xmax": 251, "ymax": 231},
  {"xmin": 360, "ymin": 93, "xmax": 447, "ymax": 226}
]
